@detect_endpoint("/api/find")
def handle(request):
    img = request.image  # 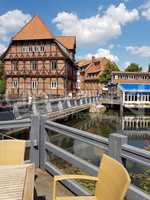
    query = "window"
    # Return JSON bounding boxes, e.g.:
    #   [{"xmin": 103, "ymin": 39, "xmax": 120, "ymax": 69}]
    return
[
  {"xmin": 12, "ymin": 80, "xmax": 18, "ymax": 88},
  {"xmin": 29, "ymin": 47, "xmax": 33, "ymax": 52},
  {"xmin": 40, "ymin": 46, "xmax": 45, "ymax": 52},
  {"xmin": 31, "ymin": 81, "xmax": 37, "ymax": 89},
  {"xmin": 31, "ymin": 61, "xmax": 37, "ymax": 71},
  {"xmin": 51, "ymin": 60, "xmax": 57, "ymax": 70},
  {"xmin": 51, "ymin": 81, "xmax": 57, "ymax": 89},
  {"xmin": 115, "ymin": 75, "xmax": 118, "ymax": 80},
  {"xmin": 11, "ymin": 61, "xmax": 18, "ymax": 71}
]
